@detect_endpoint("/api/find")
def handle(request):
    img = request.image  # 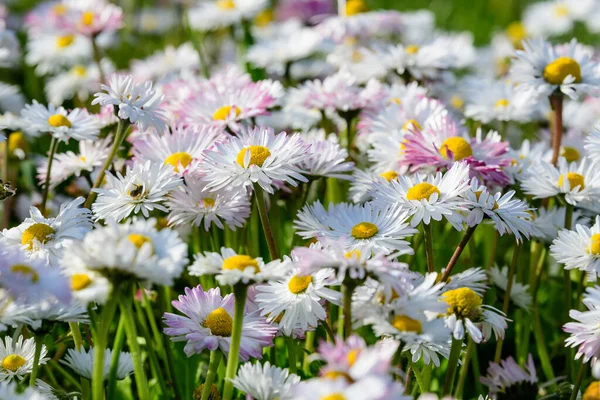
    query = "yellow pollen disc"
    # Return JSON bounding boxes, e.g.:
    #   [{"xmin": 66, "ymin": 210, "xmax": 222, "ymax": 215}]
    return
[
  {"xmin": 405, "ymin": 45, "xmax": 419, "ymax": 55},
  {"xmin": 558, "ymin": 172, "xmax": 585, "ymax": 190},
  {"xmin": 48, "ymin": 114, "xmax": 72, "ymax": 128},
  {"xmin": 213, "ymin": 105, "xmax": 241, "ymax": 121},
  {"xmin": 203, "ymin": 307, "xmax": 233, "ymax": 336},
  {"xmin": 321, "ymin": 394, "xmax": 346, "ymax": 400},
  {"xmin": 128, "ymin": 233, "xmax": 153, "ymax": 249},
  {"xmin": 56, "ymin": 35, "xmax": 75, "ymax": 48},
  {"xmin": 222, "ymin": 255, "xmax": 260, "ymax": 273},
  {"xmin": 442, "ymin": 287, "xmax": 482, "ymax": 320},
  {"xmin": 79, "ymin": 156, "xmax": 87, "ymax": 163},
  {"xmin": 254, "ymin": 9, "xmax": 274, "ymax": 27},
  {"xmin": 217, "ymin": 0, "xmax": 236, "ymax": 10},
  {"xmin": 379, "ymin": 171, "xmax": 399, "ymax": 182},
  {"xmin": 1, "ymin": 132, "xmax": 27, "ymax": 156},
  {"xmin": 402, "ymin": 119, "xmax": 422, "ymax": 131},
  {"xmin": 587, "ymin": 234, "xmax": 600, "ymax": 256},
  {"xmin": 288, "ymin": 275, "xmax": 313, "ymax": 294},
  {"xmin": 53, "ymin": 4, "xmax": 67, "ymax": 16},
  {"xmin": 392, "ymin": 315, "xmax": 423, "ymax": 333},
  {"xmin": 351, "ymin": 50, "xmax": 363, "ymax": 62},
  {"xmin": 506, "ymin": 22, "xmax": 527, "ymax": 44},
  {"xmin": 406, "ymin": 182, "xmax": 440, "ymax": 201},
  {"xmin": 203, "ymin": 198, "xmax": 216, "ymax": 208},
  {"xmin": 494, "ymin": 98, "xmax": 510, "ymax": 109},
  {"xmin": 72, "ymin": 65, "xmax": 87, "ymax": 77},
  {"xmin": 440, "ymin": 137, "xmax": 473, "ymax": 161},
  {"xmin": 164, "ymin": 152, "xmax": 193, "ymax": 172},
  {"xmin": 345, "ymin": 0, "xmax": 368, "ymax": 16},
  {"xmin": 10, "ymin": 264, "xmax": 39, "ymax": 283},
  {"xmin": 236, "ymin": 145, "xmax": 271, "ymax": 167},
  {"xmin": 21, "ymin": 223, "xmax": 55, "ymax": 250},
  {"xmin": 2, "ymin": 354, "xmax": 25, "ymax": 372},
  {"xmin": 71, "ymin": 274, "xmax": 92, "ymax": 291},
  {"xmin": 561, "ymin": 146, "xmax": 581, "ymax": 163},
  {"xmin": 351, "ymin": 222, "xmax": 378, "ymax": 239},
  {"xmin": 344, "ymin": 249, "xmax": 361, "ymax": 259},
  {"xmin": 583, "ymin": 381, "xmax": 600, "ymax": 400},
  {"xmin": 346, "ymin": 349, "xmax": 360, "ymax": 366},
  {"xmin": 323, "ymin": 371, "xmax": 352, "ymax": 382},
  {"xmin": 81, "ymin": 11, "xmax": 94, "ymax": 26},
  {"xmin": 389, "ymin": 97, "xmax": 402, "ymax": 105},
  {"xmin": 554, "ymin": 4, "xmax": 569, "ymax": 17},
  {"xmin": 450, "ymin": 95, "xmax": 464, "ymax": 109},
  {"xmin": 543, "ymin": 57, "xmax": 581, "ymax": 85}
]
